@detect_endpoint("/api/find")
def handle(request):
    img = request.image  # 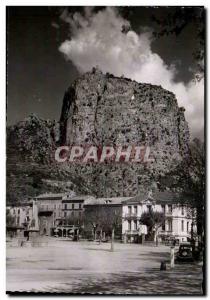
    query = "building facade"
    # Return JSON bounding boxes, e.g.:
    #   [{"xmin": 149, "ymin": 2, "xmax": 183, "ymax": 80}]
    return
[
  {"xmin": 7, "ymin": 191, "xmax": 196, "ymax": 243},
  {"xmin": 84, "ymin": 197, "xmax": 132, "ymax": 239},
  {"xmin": 6, "ymin": 201, "xmax": 39, "ymax": 238},
  {"xmin": 34, "ymin": 193, "xmax": 66, "ymax": 235},
  {"xmin": 33, "ymin": 193, "xmax": 95, "ymax": 237},
  {"xmin": 62, "ymin": 195, "xmax": 95, "ymax": 224},
  {"xmin": 122, "ymin": 191, "xmax": 196, "ymax": 243},
  {"xmin": 7, "ymin": 204, "xmax": 33, "ymax": 228}
]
